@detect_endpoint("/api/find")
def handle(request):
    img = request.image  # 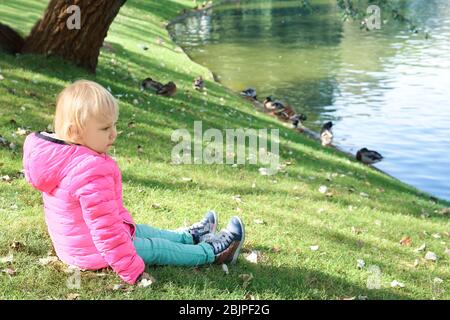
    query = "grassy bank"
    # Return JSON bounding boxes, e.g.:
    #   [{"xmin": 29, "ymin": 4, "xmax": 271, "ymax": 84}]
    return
[{"xmin": 0, "ymin": 0, "xmax": 448, "ymax": 299}]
